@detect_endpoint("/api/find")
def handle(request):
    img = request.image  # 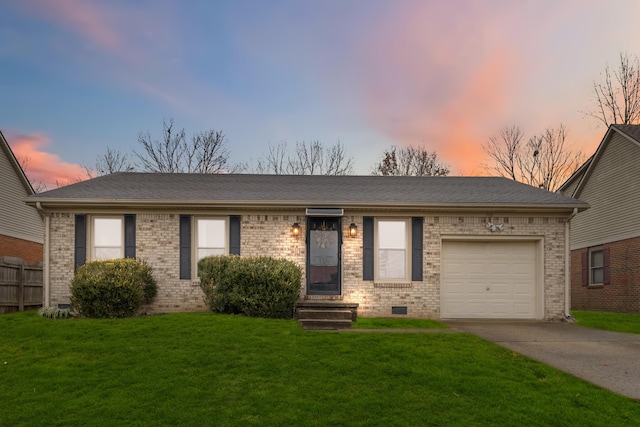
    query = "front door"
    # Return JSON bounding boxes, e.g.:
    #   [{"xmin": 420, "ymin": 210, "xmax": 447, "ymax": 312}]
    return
[{"xmin": 307, "ymin": 217, "xmax": 341, "ymax": 295}]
